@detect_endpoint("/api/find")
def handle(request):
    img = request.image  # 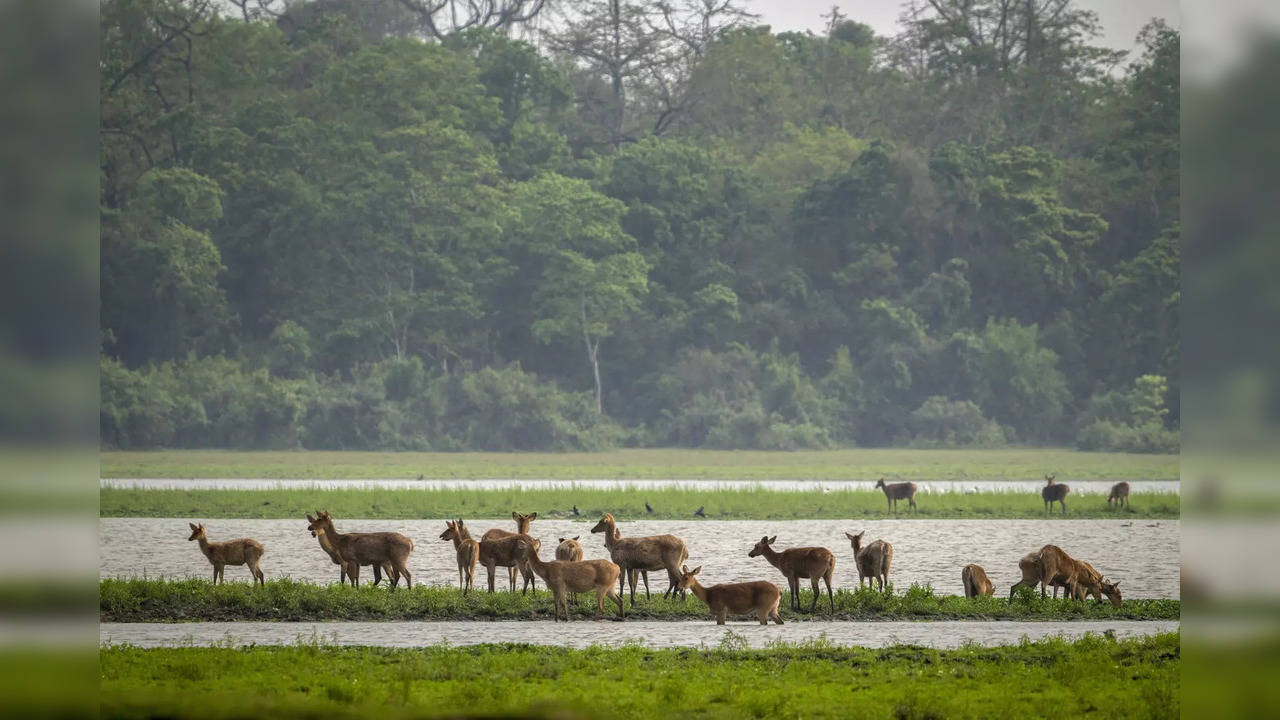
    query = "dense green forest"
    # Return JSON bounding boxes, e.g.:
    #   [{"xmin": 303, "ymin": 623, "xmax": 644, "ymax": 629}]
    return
[{"xmin": 99, "ymin": 0, "xmax": 1179, "ymax": 452}]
